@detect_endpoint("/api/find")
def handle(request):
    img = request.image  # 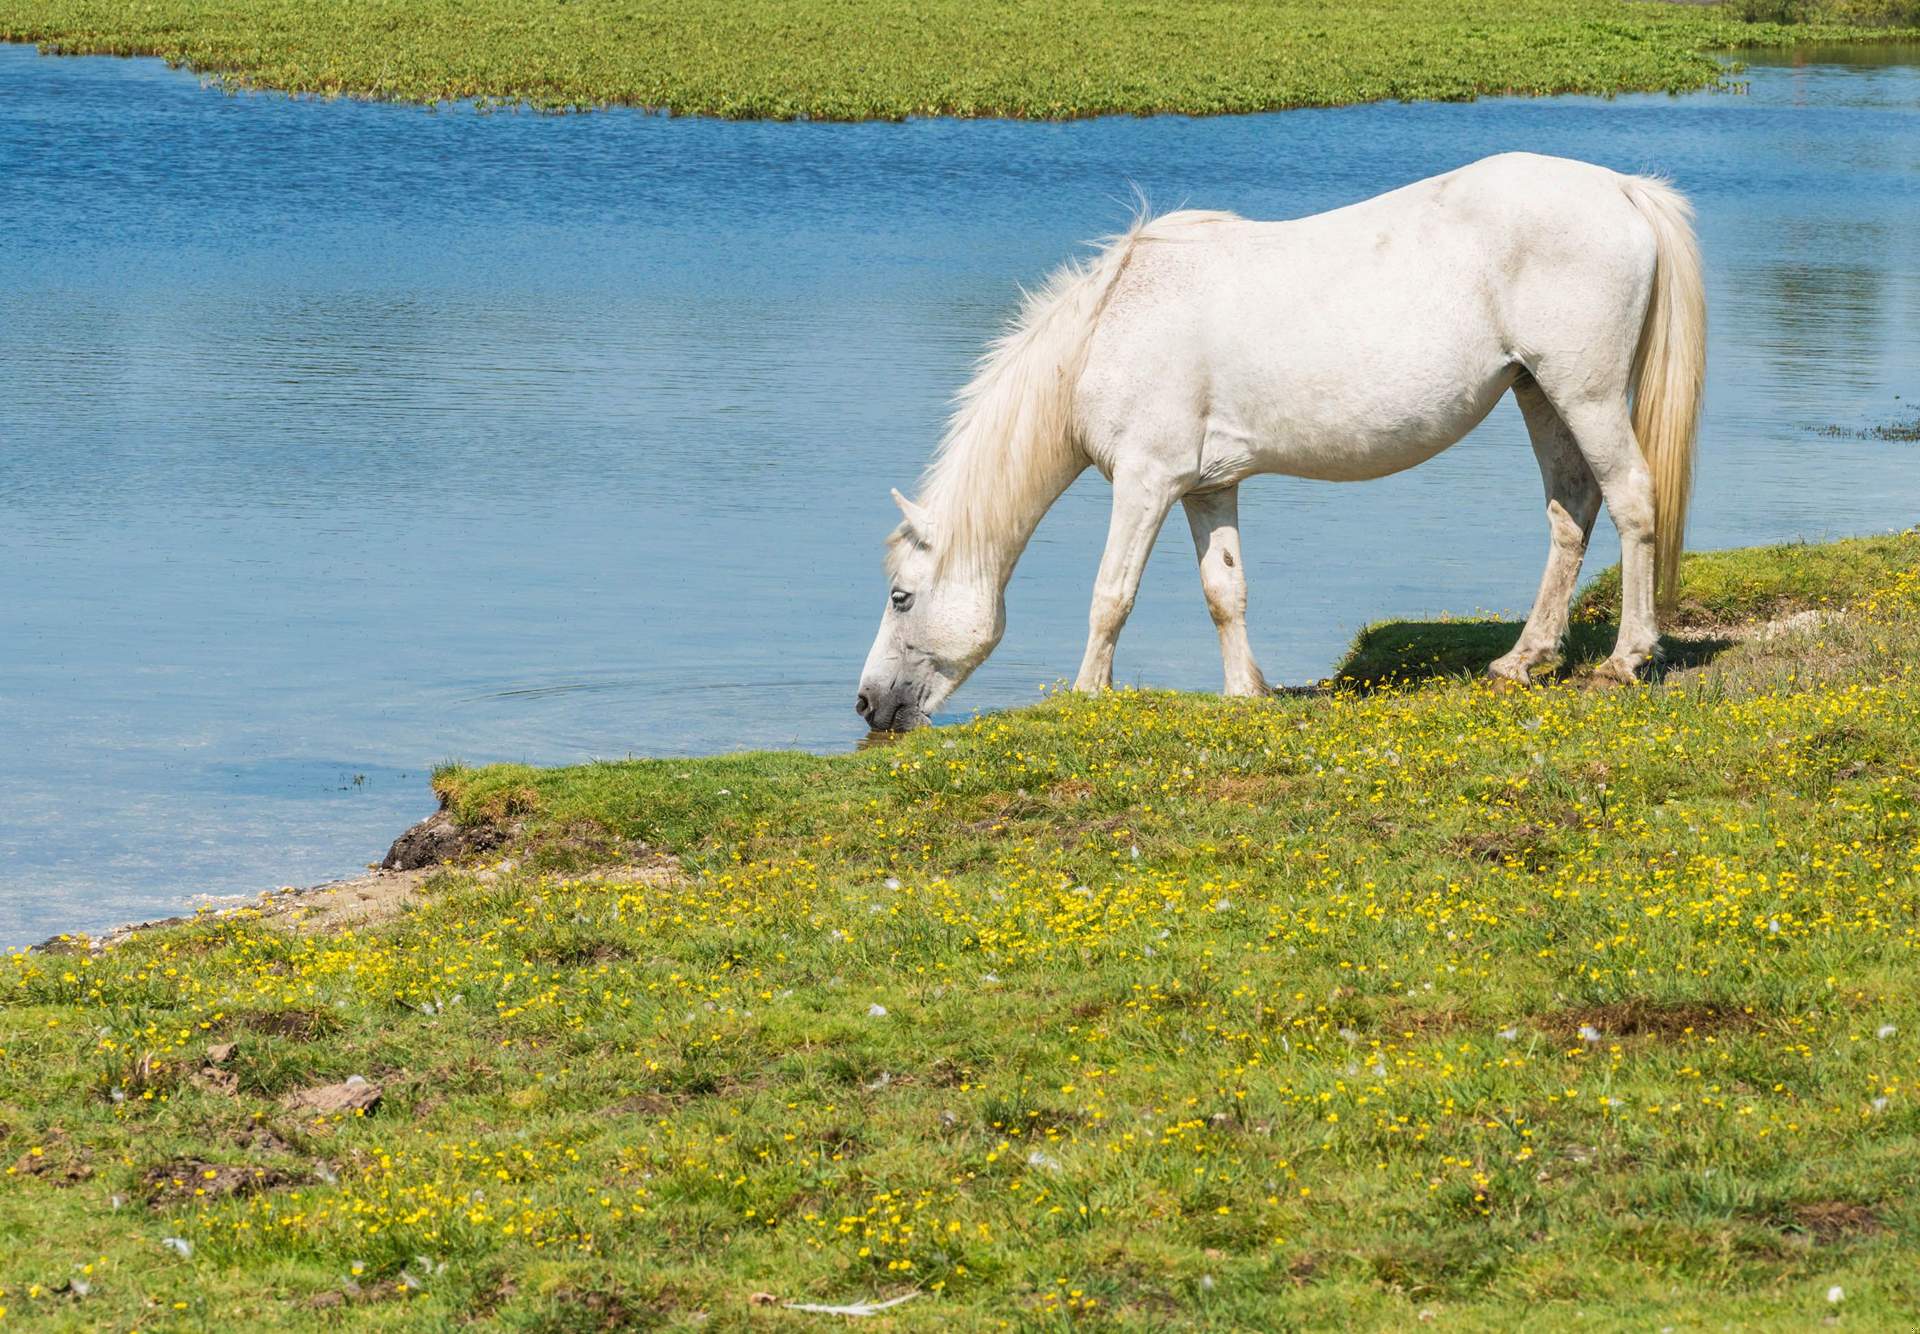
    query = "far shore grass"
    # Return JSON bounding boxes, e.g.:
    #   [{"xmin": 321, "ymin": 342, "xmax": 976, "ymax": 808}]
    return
[
  {"xmin": 7, "ymin": 529, "xmax": 1920, "ymax": 1327},
  {"xmin": 0, "ymin": 0, "xmax": 1917, "ymax": 118}
]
